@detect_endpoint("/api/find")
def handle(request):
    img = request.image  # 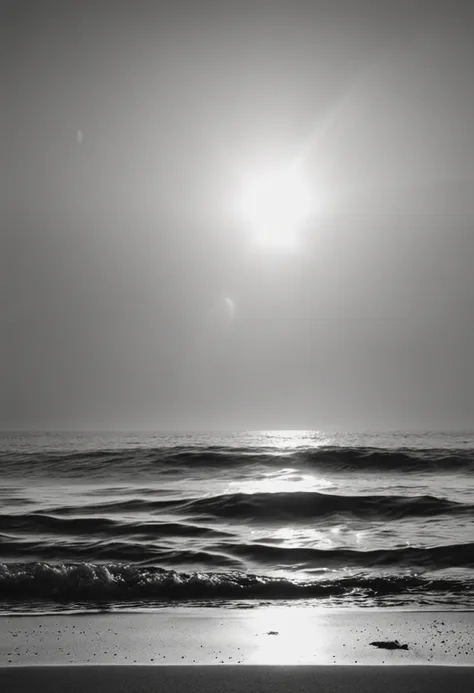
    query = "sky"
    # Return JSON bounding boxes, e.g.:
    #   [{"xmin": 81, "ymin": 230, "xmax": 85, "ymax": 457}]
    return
[{"xmin": 3, "ymin": 0, "xmax": 474, "ymax": 431}]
